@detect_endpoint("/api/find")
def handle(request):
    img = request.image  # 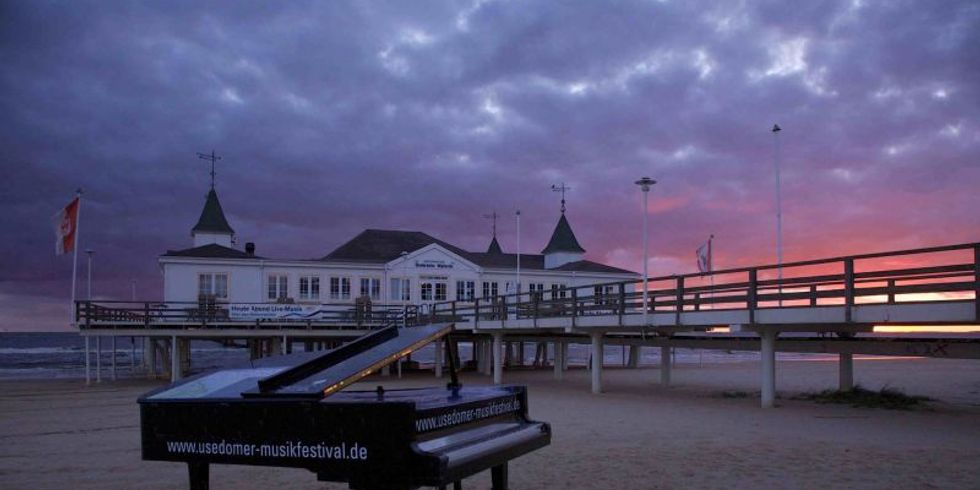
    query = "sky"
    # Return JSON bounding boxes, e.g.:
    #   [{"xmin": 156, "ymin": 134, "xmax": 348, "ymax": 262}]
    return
[{"xmin": 1, "ymin": 0, "xmax": 978, "ymax": 331}]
